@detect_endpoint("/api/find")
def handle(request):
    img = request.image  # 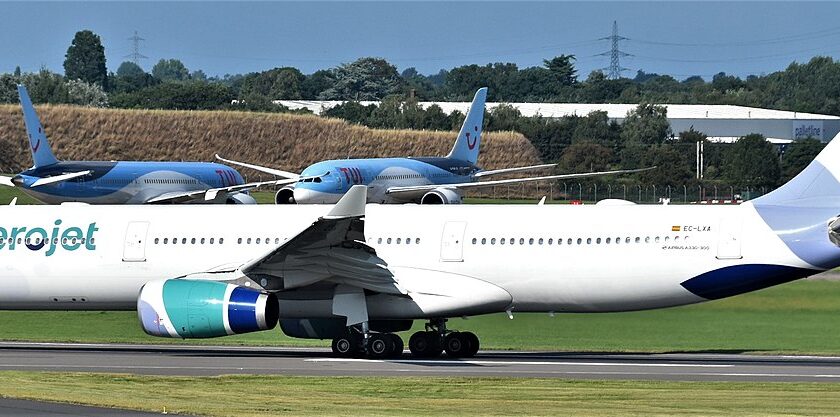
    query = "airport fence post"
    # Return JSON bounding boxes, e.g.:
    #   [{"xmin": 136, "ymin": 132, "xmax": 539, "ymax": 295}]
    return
[
  {"xmin": 563, "ymin": 182, "xmax": 568, "ymax": 201},
  {"xmin": 607, "ymin": 184, "xmax": 612, "ymax": 199},
  {"xmin": 578, "ymin": 183, "xmax": 582, "ymax": 202},
  {"xmin": 714, "ymin": 186, "xmax": 718, "ymax": 200},
  {"xmin": 549, "ymin": 183, "xmax": 553, "ymax": 201},
  {"xmin": 594, "ymin": 183, "xmax": 598, "ymax": 202},
  {"xmin": 637, "ymin": 185, "xmax": 642, "ymax": 202},
  {"xmin": 730, "ymin": 186, "xmax": 734, "ymax": 200},
  {"xmin": 622, "ymin": 184, "xmax": 627, "ymax": 200},
  {"xmin": 652, "ymin": 185, "xmax": 657, "ymax": 203}
]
